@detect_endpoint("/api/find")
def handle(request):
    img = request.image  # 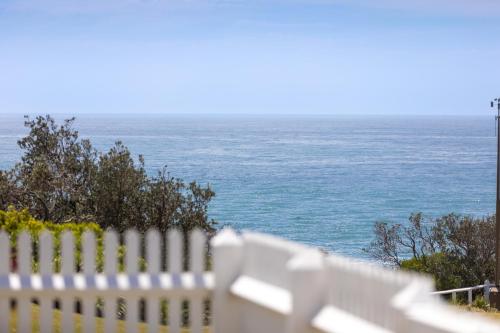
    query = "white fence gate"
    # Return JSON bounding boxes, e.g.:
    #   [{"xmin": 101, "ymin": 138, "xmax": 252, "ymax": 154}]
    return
[{"xmin": 1, "ymin": 228, "xmax": 500, "ymax": 333}]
